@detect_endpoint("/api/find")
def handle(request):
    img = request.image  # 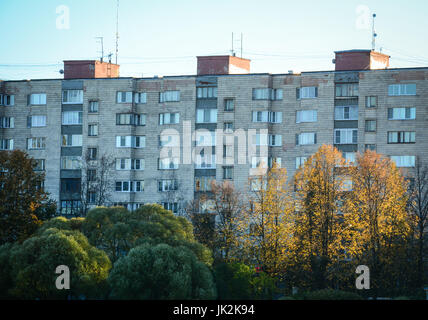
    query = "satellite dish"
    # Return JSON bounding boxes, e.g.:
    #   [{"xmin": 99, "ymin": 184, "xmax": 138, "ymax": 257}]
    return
[{"xmin": 59, "ymin": 69, "xmax": 64, "ymax": 74}]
